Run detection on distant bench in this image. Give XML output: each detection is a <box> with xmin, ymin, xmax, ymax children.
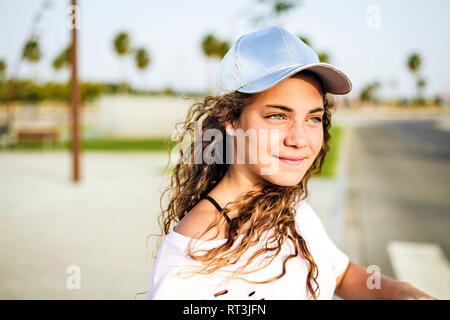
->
<box><xmin>16</xmin><ymin>127</ymin><xmax>59</xmax><ymax>148</ymax></box>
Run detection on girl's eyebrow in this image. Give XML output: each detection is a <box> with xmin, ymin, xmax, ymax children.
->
<box><xmin>264</xmin><ymin>104</ymin><xmax>324</xmax><ymax>114</ymax></box>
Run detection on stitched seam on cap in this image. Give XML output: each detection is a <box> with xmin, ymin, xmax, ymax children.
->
<box><xmin>235</xmin><ymin>35</ymin><xmax>245</xmax><ymax>89</ymax></box>
<box><xmin>277</xmin><ymin>27</ymin><xmax>294</xmax><ymax>63</ymax></box>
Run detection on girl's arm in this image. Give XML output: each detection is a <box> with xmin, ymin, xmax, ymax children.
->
<box><xmin>334</xmin><ymin>261</ymin><xmax>437</xmax><ymax>300</ymax></box>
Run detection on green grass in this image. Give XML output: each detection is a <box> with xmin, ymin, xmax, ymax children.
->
<box><xmin>71</xmin><ymin>138</ymin><xmax>177</xmax><ymax>151</ymax></box>
<box><xmin>320</xmin><ymin>126</ymin><xmax>343</xmax><ymax>177</ymax></box>
<box><xmin>6</xmin><ymin>137</ymin><xmax>177</xmax><ymax>152</ymax></box>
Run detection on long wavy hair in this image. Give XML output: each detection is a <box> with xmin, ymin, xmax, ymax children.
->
<box><xmin>152</xmin><ymin>71</ymin><xmax>336</xmax><ymax>300</ymax></box>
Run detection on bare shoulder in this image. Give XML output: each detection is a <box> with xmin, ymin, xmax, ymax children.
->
<box><xmin>173</xmin><ymin>200</ymin><xmax>228</xmax><ymax>241</ymax></box>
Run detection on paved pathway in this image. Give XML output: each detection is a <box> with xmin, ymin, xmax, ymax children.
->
<box><xmin>341</xmin><ymin>120</ymin><xmax>450</xmax><ymax>299</ymax></box>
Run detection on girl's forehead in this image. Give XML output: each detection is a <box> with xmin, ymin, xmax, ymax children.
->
<box><xmin>255</xmin><ymin>75</ymin><xmax>323</xmax><ymax>99</ymax></box>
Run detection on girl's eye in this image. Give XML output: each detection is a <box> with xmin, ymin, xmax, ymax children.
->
<box><xmin>265</xmin><ymin>114</ymin><xmax>323</xmax><ymax>123</ymax></box>
<box><xmin>310</xmin><ymin>116</ymin><xmax>323</xmax><ymax>123</ymax></box>
<box><xmin>266</xmin><ymin>114</ymin><xmax>285</xmax><ymax>120</ymax></box>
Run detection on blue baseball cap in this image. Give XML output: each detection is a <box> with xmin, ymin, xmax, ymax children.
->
<box><xmin>215</xmin><ymin>26</ymin><xmax>352</xmax><ymax>96</ymax></box>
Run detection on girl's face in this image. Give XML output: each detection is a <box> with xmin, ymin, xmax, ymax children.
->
<box><xmin>225</xmin><ymin>73</ymin><xmax>325</xmax><ymax>187</ymax></box>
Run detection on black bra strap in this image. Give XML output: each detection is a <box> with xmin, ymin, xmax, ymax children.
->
<box><xmin>202</xmin><ymin>195</ymin><xmax>231</xmax><ymax>224</ymax></box>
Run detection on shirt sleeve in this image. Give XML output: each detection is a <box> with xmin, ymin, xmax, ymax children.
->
<box><xmin>148</xmin><ymin>272</ymin><xmax>208</xmax><ymax>300</ymax></box>
<box><xmin>146</xmin><ymin>239</ymin><xmax>215</xmax><ymax>300</ymax></box>
<box><xmin>295</xmin><ymin>200</ymin><xmax>350</xmax><ymax>279</ymax></box>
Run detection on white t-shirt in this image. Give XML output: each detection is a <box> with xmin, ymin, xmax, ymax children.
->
<box><xmin>146</xmin><ymin>199</ymin><xmax>349</xmax><ymax>300</ymax></box>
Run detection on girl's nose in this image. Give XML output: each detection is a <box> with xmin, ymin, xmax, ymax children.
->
<box><xmin>284</xmin><ymin>122</ymin><xmax>308</xmax><ymax>149</ymax></box>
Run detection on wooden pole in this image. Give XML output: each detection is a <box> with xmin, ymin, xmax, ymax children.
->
<box><xmin>70</xmin><ymin>0</ymin><xmax>80</xmax><ymax>182</ymax></box>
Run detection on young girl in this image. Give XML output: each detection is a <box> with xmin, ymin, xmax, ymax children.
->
<box><xmin>146</xmin><ymin>26</ymin><xmax>435</xmax><ymax>300</ymax></box>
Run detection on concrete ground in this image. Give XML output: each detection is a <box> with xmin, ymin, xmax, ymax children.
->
<box><xmin>0</xmin><ymin>152</ymin><xmax>168</xmax><ymax>299</ymax></box>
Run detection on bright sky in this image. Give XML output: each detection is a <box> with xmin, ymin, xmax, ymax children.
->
<box><xmin>0</xmin><ymin>0</ymin><xmax>449</xmax><ymax>99</ymax></box>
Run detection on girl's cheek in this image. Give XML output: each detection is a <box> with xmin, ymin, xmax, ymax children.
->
<box><xmin>310</xmin><ymin>131</ymin><xmax>323</xmax><ymax>155</ymax></box>
<box><xmin>265</xmin><ymin>129</ymin><xmax>282</xmax><ymax>156</ymax></box>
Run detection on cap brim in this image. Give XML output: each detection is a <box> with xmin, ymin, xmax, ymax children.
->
<box><xmin>237</xmin><ymin>62</ymin><xmax>352</xmax><ymax>95</ymax></box>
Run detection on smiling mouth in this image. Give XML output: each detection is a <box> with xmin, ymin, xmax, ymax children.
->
<box><xmin>274</xmin><ymin>155</ymin><xmax>306</xmax><ymax>166</ymax></box>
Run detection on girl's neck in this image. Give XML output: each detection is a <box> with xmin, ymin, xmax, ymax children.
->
<box><xmin>208</xmin><ymin>165</ymin><xmax>265</xmax><ymax>219</ymax></box>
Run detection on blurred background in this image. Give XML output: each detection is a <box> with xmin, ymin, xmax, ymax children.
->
<box><xmin>0</xmin><ymin>0</ymin><xmax>449</xmax><ymax>299</ymax></box>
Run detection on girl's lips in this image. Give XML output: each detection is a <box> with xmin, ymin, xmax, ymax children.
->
<box><xmin>275</xmin><ymin>156</ymin><xmax>306</xmax><ymax>166</ymax></box>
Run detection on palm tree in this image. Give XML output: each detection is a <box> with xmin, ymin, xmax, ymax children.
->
<box><xmin>52</xmin><ymin>45</ymin><xmax>71</xmax><ymax>71</ymax></box>
<box><xmin>417</xmin><ymin>77</ymin><xmax>427</xmax><ymax>102</ymax></box>
<box><xmin>407</xmin><ymin>53</ymin><xmax>421</xmax><ymax>74</ymax></box>
<box><xmin>298</xmin><ymin>35</ymin><xmax>330</xmax><ymax>63</ymax></box>
<box><xmin>113</xmin><ymin>32</ymin><xmax>131</xmax><ymax>57</ymax></box>
<box><xmin>360</xmin><ymin>81</ymin><xmax>381</xmax><ymax>105</ymax></box>
<box><xmin>217</xmin><ymin>42</ymin><xmax>230</xmax><ymax>60</ymax></box>
<box><xmin>273</xmin><ymin>0</ymin><xmax>300</xmax><ymax>15</ymax></box>
<box><xmin>317</xmin><ymin>52</ymin><xmax>330</xmax><ymax>63</ymax></box>
<box><xmin>201</xmin><ymin>34</ymin><xmax>229</xmax><ymax>59</ymax></box>
<box><xmin>299</xmin><ymin>36</ymin><xmax>311</xmax><ymax>46</ymax></box>
<box><xmin>133</xmin><ymin>47</ymin><xmax>151</xmax><ymax>92</ymax></box>
<box><xmin>407</xmin><ymin>53</ymin><xmax>426</xmax><ymax>103</ymax></box>
<box><xmin>134</xmin><ymin>48</ymin><xmax>150</xmax><ymax>70</ymax></box>
<box><xmin>201</xmin><ymin>34</ymin><xmax>230</xmax><ymax>93</ymax></box>
<box><xmin>22</xmin><ymin>38</ymin><xmax>41</xmax><ymax>62</ymax></box>
<box><xmin>22</xmin><ymin>37</ymin><xmax>42</xmax><ymax>80</ymax></box>
<box><xmin>113</xmin><ymin>32</ymin><xmax>131</xmax><ymax>93</ymax></box>
<box><xmin>250</xmin><ymin>0</ymin><xmax>302</xmax><ymax>26</ymax></box>
<box><xmin>0</xmin><ymin>59</ymin><xmax>6</xmax><ymax>81</ymax></box>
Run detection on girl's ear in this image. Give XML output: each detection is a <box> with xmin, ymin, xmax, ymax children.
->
<box><xmin>224</xmin><ymin>120</ymin><xmax>236</xmax><ymax>136</ymax></box>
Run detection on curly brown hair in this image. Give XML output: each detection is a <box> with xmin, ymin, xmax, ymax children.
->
<box><xmin>151</xmin><ymin>70</ymin><xmax>337</xmax><ymax>300</ymax></box>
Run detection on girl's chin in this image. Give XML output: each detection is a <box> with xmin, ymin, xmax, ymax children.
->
<box><xmin>247</xmin><ymin>163</ymin><xmax>305</xmax><ymax>186</ymax></box>
<box><xmin>270</xmin><ymin>178</ymin><xmax>303</xmax><ymax>187</ymax></box>
<box><xmin>259</xmin><ymin>172</ymin><xmax>304</xmax><ymax>187</ymax></box>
